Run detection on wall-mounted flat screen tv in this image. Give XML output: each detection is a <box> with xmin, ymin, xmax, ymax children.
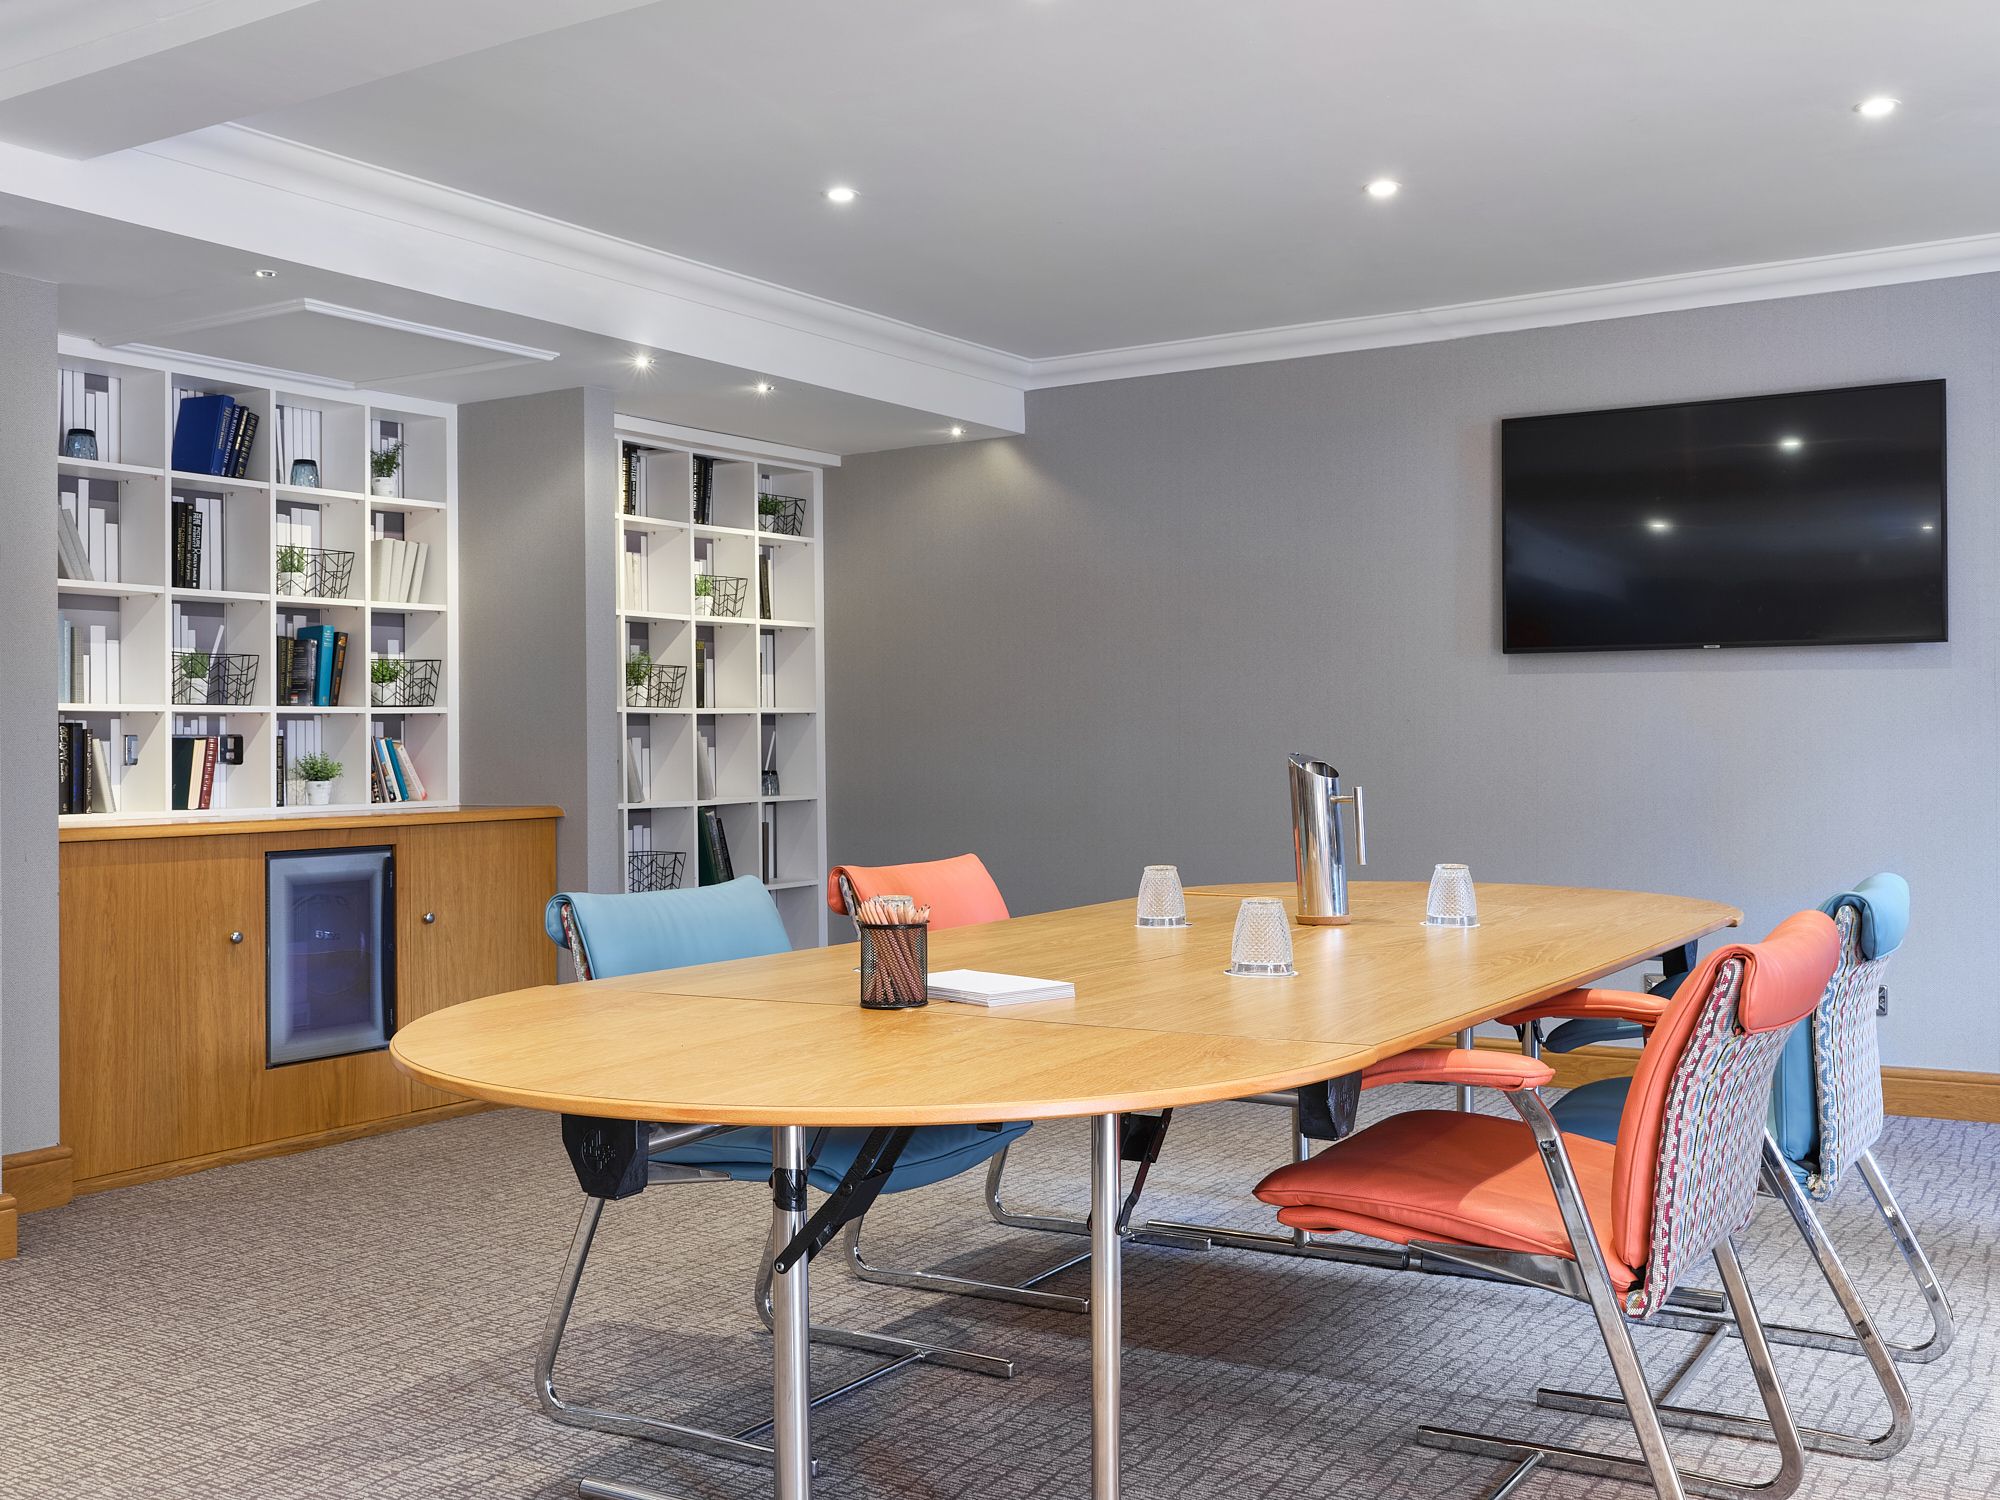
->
<box><xmin>1501</xmin><ymin>380</ymin><xmax>1946</xmax><ymax>653</ymax></box>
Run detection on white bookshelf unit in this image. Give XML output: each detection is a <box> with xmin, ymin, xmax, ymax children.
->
<box><xmin>614</xmin><ymin>417</ymin><xmax>828</xmax><ymax>948</ymax></box>
<box><xmin>53</xmin><ymin>340</ymin><xmax>458</xmax><ymax>824</ymax></box>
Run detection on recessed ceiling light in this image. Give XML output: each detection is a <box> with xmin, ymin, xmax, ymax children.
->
<box><xmin>1647</xmin><ymin>518</ymin><xmax>1673</xmax><ymax>532</ymax></box>
<box><xmin>754</xmin><ymin>381</ymin><xmax>776</xmax><ymax>395</ymax></box>
<box><xmin>253</xmin><ymin>268</ymin><xmax>278</xmax><ymax>278</ymax></box>
<box><xmin>1921</xmin><ymin>522</ymin><xmax>1935</xmax><ymax>532</ymax></box>
<box><xmin>824</xmin><ymin>185</ymin><xmax>858</xmax><ymax>205</ymax></box>
<box><xmin>949</xmin><ymin>425</ymin><xmax>965</xmax><ymax>438</ymax></box>
<box><xmin>1365</xmin><ymin>178</ymin><xmax>1400</xmax><ymax>200</ymax></box>
<box><xmin>1854</xmin><ymin>96</ymin><xmax>1899</xmax><ymax>118</ymax></box>
<box><xmin>631</xmin><ymin>353</ymin><xmax>654</xmax><ymax>370</ymax></box>
<box><xmin>1778</xmin><ymin>434</ymin><xmax>1804</xmax><ymax>451</ymax></box>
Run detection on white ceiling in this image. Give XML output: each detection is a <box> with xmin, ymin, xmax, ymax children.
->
<box><xmin>0</xmin><ymin>195</ymin><xmax>987</xmax><ymax>454</ymax></box>
<box><xmin>232</xmin><ymin>0</ymin><xmax>2000</xmax><ymax>358</ymax></box>
<box><xmin>1</xmin><ymin>1</ymin><xmax>1997</xmax><ymax>451</ymax></box>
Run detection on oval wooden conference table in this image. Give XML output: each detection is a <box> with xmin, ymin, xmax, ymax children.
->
<box><xmin>392</xmin><ymin>880</ymin><xmax>1739</xmax><ymax>1500</ymax></box>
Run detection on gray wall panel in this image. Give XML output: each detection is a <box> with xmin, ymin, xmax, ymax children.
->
<box><xmin>828</xmin><ymin>275</ymin><xmax>1999</xmax><ymax>1072</ymax></box>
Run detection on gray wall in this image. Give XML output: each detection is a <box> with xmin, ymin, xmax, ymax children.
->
<box><xmin>0</xmin><ymin>271</ymin><xmax>61</xmax><ymax>1159</ymax></box>
<box><xmin>458</xmin><ymin>387</ymin><xmax>621</xmax><ymax>893</ymax></box>
<box><xmin>827</xmin><ymin>275</ymin><xmax>1999</xmax><ymax>1074</ymax></box>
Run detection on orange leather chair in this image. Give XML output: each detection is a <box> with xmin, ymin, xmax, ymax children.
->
<box><xmin>826</xmin><ymin>852</ymin><xmax>1011</xmax><ymax>930</ymax></box>
<box><xmin>1254</xmin><ymin>912</ymin><xmax>1840</xmax><ymax>1500</ymax></box>
<box><xmin>826</xmin><ymin>853</ymin><xmax>1089</xmax><ymax>1312</ymax></box>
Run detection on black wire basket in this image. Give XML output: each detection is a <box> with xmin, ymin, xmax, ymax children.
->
<box><xmin>757</xmin><ymin>496</ymin><xmax>807</xmax><ymax>536</ymax></box>
<box><xmin>172</xmin><ymin>651</ymin><xmax>259</xmax><ymax>706</ymax></box>
<box><xmin>274</xmin><ymin>546</ymin><xmax>356</xmax><ymax>599</ymax></box>
<box><xmin>626</xmin><ymin>663</ymin><xmax>687</xmax><ymax>709</ymax></box>
<box><xmin>628</xmin><ymin>850</ymin><xmax>687</xmax><ymax>893</ymax></box>
<box><xmin>370</xmin><ymin>657</ymin><xmax>442</xmax><ymax>708</ymax></box>
<box><xmin>698</xmin><ymin>575</ymin><xmax>749</xmax><ymax>618</ymax></box>
<box><xmin>859</xmin><ymin>920</ymin><xmax>929</xmax><ymax>1010</ymax></box>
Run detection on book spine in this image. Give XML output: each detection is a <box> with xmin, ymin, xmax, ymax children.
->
<box><xmin>58</xmin><ymin>721</ymin><xmax>72</xmax><ymax>814</ymax></box>
<box><xmin>312</xmin><ymin>625</ymin><xmax>336</xmax><ymax>705</ymax></box>
<box><xmin>209</xmin><ymin>399</ymin><xmax>235</xmax><ymax>476</ymax></box>
<box><xmin>198</xmin><ymin>736</ymin><xmax>217</xmax><ymax>810</ymax></box>
<box><xmin>329</xmin><ymin>630</ymin><xmax>348</xmax><ymax>705</ymax></box>
<box><xmin>275</xmin><ymin>724</ymin><xmax>286</xmax><ymax>807</ymax></box>
<box><xmin>229</xmin><ymin>409</ymin><xmax>259</xmax><ymax>480</ymax></box>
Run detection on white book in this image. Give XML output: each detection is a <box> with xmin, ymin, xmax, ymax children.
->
<box><xmin>103</xmin><ymin>520</ymin><xmax>119</xmax><ymax>584</ymax></box>
<box><xmin>105</xmin><ymin>373</ymin><xmax>120</xmax><ymax>464</ymax></box>
<box><xmin>926</xmin><ymin>970</ymin><xmax>1077</xmax><ymax>1007</ymax></box>
<box><xmin>87</xmin><ymin>506</ymin><xmax>106</xmax><ymax>581</ymax></box>
<box><xmin>86</xmin><ymin>624</ymin><xmax>105</xmax><ymax>702</ymax></box>
<box><xmin>88</xmin><ymin>736</ymin><xmax>117</xmax><ymax>813</ymax></box>
<box><xmin>105</xmin><ymin>636</ymin><xmax>121</xmax><ymax>705</ymax></box>
<box><xmin>378</xmin><ymin>538</ymin><xmax>401</xmax><ymax>601</ymax></box>
<box><xmin>408</xmin><ymin>541</ymin><xmax>429</xmax><ymax>604</ymax></box>
<box><xmin>627</xmin><ymin>736</ymin><xmax>645</xmax><ymax>802</ymax></box>
<box><xmin>697</xmin><ymin>732</ymin><xmax>716</xmax><ymax>800</ymax></box>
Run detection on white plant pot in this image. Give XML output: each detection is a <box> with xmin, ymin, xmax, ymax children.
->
<box><xmin>759</xmin><ymin>514</ymin><xmax>775</xmax><ymax>531</ymax></box>
<box><xmin>305</xmin><ymin>781</ymin><xmax>334</xmax><ymax>806</ymax></box>
<box><xmin>277</xmin><ymin>570</ymin><xmax>303</xmax><ymax>595</ymax></box>
<box><xmin>372</xmin><ymin>476</ymin><xmax>398</xmax><ymax>496</ymax></box>
<box><xmin>693</xmin><ymin>595</ymin><xmax>713</xmax><ymax>617</ymax></box>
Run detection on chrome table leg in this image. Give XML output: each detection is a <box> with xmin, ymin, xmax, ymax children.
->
<box><xmin>1091</xmin><ymin>1112</ymin><xmax>1122</xmax><ymax>1500</ymax></box>
<box><xmin>769</xmin><ymin>1124</ymin><xmax>813</xmax><ymax>1500</ymax></box>
<box><xmin>1455</xmin><ymin>1028</ymin><xmax>1477</xmax><ymax>1112</ymax></box>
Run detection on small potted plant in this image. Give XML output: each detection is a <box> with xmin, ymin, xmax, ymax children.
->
<box><xmin>276</xmin><ymin>542</ymin><xmax>306</xmax><ymax>595</ymax></box>
<box><xmin>693</xmin><ymin>574</ymin><xmax>714</xmax><ymax>617</ymax></box>
<box><xmin>295</xmin><ymin>751</ymin><xmax>341</xmax><ymax>806</ymax></box>
<box><xmin>370</xmin><ymin>441</ymin><xmax>404</xmax><ymax>497</ymax></box>
<box><xmin>176</xmin><ymin>650</ymin><xmax>211</xmax><ymax>703</ymax></box>
<box><xmin>370</xmin><ymin>656</ymin><xmax>404</xmax><ymax>707</ymax></box>
<box><xmin>625</xmin><ymin>648</ymin><xmax>652</xmax><ymax>704</ymax></box>
<box><xmin>758</xmin><ymin>496</ymin><xmax>785</xmax><ymax>532</ymax></box>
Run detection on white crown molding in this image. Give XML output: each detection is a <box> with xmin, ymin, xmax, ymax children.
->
<box><xmin>156</xmin><ymin>127</ymin><xmax>1032</xmax><ymax>391</ymax></box>
<box><xmin>12</xmin><ymin>120</ymin><xmax>2000</xmax><ymax>421</ymax></box>
<box><xmin>0</xmin><ymin>127</ymin><xmax>1028</xmax><ymax>433</ymax></box>
<box><xmin>1025</xmin><ymin>231</ymin><xmax>2000</xmax><ymax>389</ymax></box>
<box><xmin>100</xmin><ymin>297</ymin><xmax>561</xmax><ymax>365</ymax></box>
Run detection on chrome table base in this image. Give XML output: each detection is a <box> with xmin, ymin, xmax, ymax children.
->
<box><xmin>577</xmin><ymin>1115</ymin><xmax>1129</xmax><ymax>1500</ymax></box>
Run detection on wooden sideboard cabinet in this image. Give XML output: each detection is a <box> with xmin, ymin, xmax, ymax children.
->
<box><xmin>58</xmin><ymin>807</ymin><xmax>559</xmax><ymax>1191</ymax></box>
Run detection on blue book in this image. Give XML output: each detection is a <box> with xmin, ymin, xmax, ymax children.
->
<box><xmin>307</xmin><ymin>624</ymin><xmax>338</xmax><ymax>705</ymax></box>
<box><xmin>171</xmin><ymin>393</ymin><xmax>236</xmax><ymax>475</ymax></box>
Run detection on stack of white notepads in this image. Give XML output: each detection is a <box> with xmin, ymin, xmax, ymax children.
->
<box><xmin>927</xmin><ymin>970</ymin><xmax>1076</xmax><ymax>1006</ymax></box>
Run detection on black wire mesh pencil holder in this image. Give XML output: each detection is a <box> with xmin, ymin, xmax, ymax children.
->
<box><xmin>274</xmin><ymin>547</ymin><xmax>356</xmax><ymax>599</ymax></box>
<box><xmin>757</xmin><ymin>496</ymin><xmax>807</xmax><ymax>536</ymax></box>
<box><xmin>370</xmin><ymin>658</ymin><xmax>442</xmax><ymax>708</ymax></box>
<box><xmin>627</xmin><ymin>663</ymin><xmax>688</xmax><ymax>709</ymax></box>
<box><xmin>172</xmin><ymin>651</ymin><xmax>259</xmax><ymax>706</ymax></box>
<box><xmin>859</xmin><ymin>920</ymin><xmax>929</xmax><ymax>1010</ymax></box>
<box><xmin>628</xmin><ymin>850</ymin><xmax>687</xmax><ymax>893</ymax></box>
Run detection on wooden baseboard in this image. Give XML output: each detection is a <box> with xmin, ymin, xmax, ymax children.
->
<box><xmin>0</xmin><ymin>1195</ymin><xmax>16</xmax><ymax>1260</ymax></box>
<box><xmin>1474</xmin><ymin>1038</ymin><xmax>2000</xmax><ymax>1123</ymax></box>
<box><xmin>1</xmin><ymin>1144</ymin><xmax>74</xmax><ymax>1214</ymax></box>
<box><xmin>72</xmin><ymin>1100</ymin><xmax>497</xmax><ymax>1198</ymax></box>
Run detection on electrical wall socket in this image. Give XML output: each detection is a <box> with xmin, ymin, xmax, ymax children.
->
<box><xmin>1877</xmin><ymin>986</ymin><xmax>1890</xmax><ymax>1017</ymax></box>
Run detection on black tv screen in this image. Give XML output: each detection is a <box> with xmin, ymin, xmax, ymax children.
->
<box><xmin>1501</xmin><ymin>380</ymin><xmax>1946</xmax><ymax>653</ymax></box>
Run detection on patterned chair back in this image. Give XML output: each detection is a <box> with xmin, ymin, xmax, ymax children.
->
<box><xmin>1608</xmin><ymin>911</ymin><xmax>1840</xmax><ymax>1317</ymax></box>
<box><xmin>1802</xmin><ymin>902</ymin><xmax>1890</xmax><ymax>1197</ymax></box>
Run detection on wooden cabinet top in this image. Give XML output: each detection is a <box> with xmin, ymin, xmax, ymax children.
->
<box><xmin>58</xmin><ymin>804</ymin><xmax>563</xmax><ymax>843</ymax></box>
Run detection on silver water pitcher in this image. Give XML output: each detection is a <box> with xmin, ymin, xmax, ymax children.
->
<box><xmin>1289</xmin><ymin>754</ymin><xmax>1366</xmax><ymax>925</ymax></box>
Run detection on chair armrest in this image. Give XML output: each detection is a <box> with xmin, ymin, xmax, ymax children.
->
<box><xmin>1360</xmin><ymin>1049</ymin><xmax>1554</xmax><ymax>1093</ymax></box>
<box><xmin>1497</xmin><ymin>988</ymin><xmax>1668</xmax><ymax>1029</ymax></box>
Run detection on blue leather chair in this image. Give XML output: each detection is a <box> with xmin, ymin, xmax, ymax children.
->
<box><xmin>535</xmin><ymin>877</ymin><xmax>1022</xmax><ymax>1471</ymax></box>
<box><xmin>1519</xmin><ymin>873</ymin><xmax>1949</xmax><ymax>1460</ymax></box>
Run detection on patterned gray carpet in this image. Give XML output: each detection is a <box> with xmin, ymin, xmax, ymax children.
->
<box><xmin>2</xmin><ymin>1091</ymin><xmax>1993</xmax><ymax>1499</ymax></box>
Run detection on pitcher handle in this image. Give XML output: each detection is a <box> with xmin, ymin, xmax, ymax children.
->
<box><xmin>1351</xmin><ymin>784</ymin><xmax>1367</xmax><ymax>866</ymax></box>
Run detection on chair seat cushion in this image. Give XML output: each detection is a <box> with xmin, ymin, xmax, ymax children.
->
<box><xmin>658</xmin><ymin>1120</ymin><xmax>1031</xmax><ymax>1195</ymax></box>
<box><xmin>1254</xmin><ymin>1109</ymin><xmax>1640</xmax><ymax>1291</ymax></box>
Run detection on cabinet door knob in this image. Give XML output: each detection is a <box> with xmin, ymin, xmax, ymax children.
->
<box><xmin>422</xmin><ymin>912</ymin><xmax>436</xmax><ymax>925</ymax></box>
<box><xmin>229</xmin><ymin>931</ymin><xmax>244</xmax><ymax>944</ymax></box>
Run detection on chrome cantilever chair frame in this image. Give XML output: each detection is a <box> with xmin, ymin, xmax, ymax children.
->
<box><xmin>1533</xmin><ymin>1131</ymin><xmax>1911</xmax><ymax>1461</ymax></box>
<box><xmin>539</xmin><ymin>905</ymin><xmax>1014</xmax><ymax>1475</ymax></box>
<box><xmin>1417</xmin><ymin>1090</ymin><xmax>1807</xmax><ymax>1500</ymax></box>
